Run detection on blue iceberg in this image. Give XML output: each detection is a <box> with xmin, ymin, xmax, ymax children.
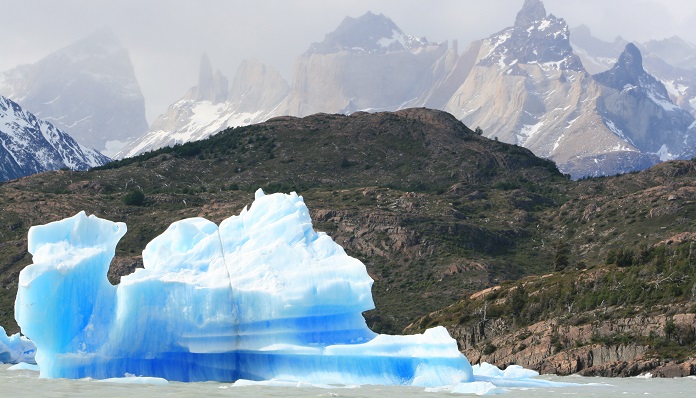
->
<box><xmin>14</xmin><ymin>189</ymin><xmax>473</xmax><ymax>385</ymax></box>
<box><xmin>0</xmin><ymin>325</ymin><xmax>36</xmax><ymax>364</ymax></box>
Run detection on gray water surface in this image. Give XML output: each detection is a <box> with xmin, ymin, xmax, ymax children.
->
<box><xmin>3</xmin><ymin>365</ymin><xmax>695</xmax><ymax>397</ymax></box>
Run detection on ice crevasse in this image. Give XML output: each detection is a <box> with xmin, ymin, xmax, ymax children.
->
<box><xmin>14</xmin><ymin>189</ymin><xmax>474</xmax><ymax>385</ymax></box>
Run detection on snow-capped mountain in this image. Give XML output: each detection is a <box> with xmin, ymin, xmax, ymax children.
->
<box><xmin>0</xmin><ymin>95</ymin><xmax>110</xmax><ymax>181</ymax></box>
<box><xmin>122</xmin><ymin>12</ymin><xmax>455</xmax><ymax>158</ymax></box>
<box><xmin>442</xmin><ymin>0</ymin><xmax>629</xmax><ymax>177</ymax></box>
<box><xmin>0</xmin><ymin>29</ymin><xmax>148</xmax><ymax>157</ymax></box>
<box><xmin>570</xmin><ymin>27</ymin><xmax>696</xmax><ymax>119</ymax></box>
<box><xmin>275</xmin><ymin>11</ymin><xmax>454</xmax><ymax>117</ymax></box>
<box><xmin>594</xmin><ymin>43</ymin><xmax>695</xmax><ymax>161</ymax></box>
<box><xmin>117</xmin><ymin>55</ymin><xmax>288</xmax><ymax>158</ymax></box>
<box><xmin>440</xmin><ymin>0</ymin><xmax>695</xmax><ymax>177</ymax></box>
<box><xmin>120</xmin><ymin>1</ymin><xmax>694</xmax><ymax>178</ymax></box>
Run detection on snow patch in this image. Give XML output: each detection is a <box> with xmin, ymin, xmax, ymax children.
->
<box><xmin>517</xmin><ymin>121</ymin><xmax>544</xmax><ymax>145</ymax></box>
<box><xmin>663</xmin><ymin>80</ymin><xmax>689</xmax><ymax>98</ymax></box>
<box><xmin>646</xmin><ymin>90</ymin><xmax>680</xmax><ymax>112</ymax></box>
<box><xmin>552</xmin><ymin>134</ymin><xmax>564</xmax><ymax>151</ymax></box>
<box><xmin>655</xmin><ymin>144</ymin><xmax>674</xmax><ymax>161</ymax></box>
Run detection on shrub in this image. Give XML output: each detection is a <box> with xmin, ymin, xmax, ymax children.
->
<box><xmin>123</xmin><ymin>190</ymin><xmax>145</xmax><ymax>206</ymax></box>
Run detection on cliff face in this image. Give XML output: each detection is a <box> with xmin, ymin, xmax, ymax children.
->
<box><xmin>449</xmin><ymin>313</ymin><xmax>696</xmax><ymax>377</ymax></box>
<box><xmin>275</xmin><ymin>12</ymin><xmax>454</xmax><ymax>117</ymax></box>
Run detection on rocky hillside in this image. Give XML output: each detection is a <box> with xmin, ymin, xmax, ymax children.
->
<box><xmin>1</xmin><ymin>108</ymin><xmax>695</xmax><ymax>378</ymax></box>
<box><xmin>0</xmin><ymin>108</ymin><xmax>569</xmax><ymax>334</ymax></box>
<box><xmin>407</xmin><ymin>160</ymin><xmax>696</xmax><ymax>376</ymax></box>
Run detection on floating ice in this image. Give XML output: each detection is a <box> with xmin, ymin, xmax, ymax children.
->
<box><xmin>0</xmin><ymin>325</ymin><xmax>36</xmax><ymax>364</ymax></box>
<box><xmin>13</xmin><ymin>189</ymin><xmax>573</xmax><ymax>392</ymax></box>
<box><xmin>14</xmin><ymin>189</ymin><xmax>473</xmax><ymax>385</ymax></box>
<box><xmin>7</xmin><ymin>362</ymin><xmax>40</xmax><ymax>371</ymax></box>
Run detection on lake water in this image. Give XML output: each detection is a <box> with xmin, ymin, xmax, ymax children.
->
<box><xmin>3</xmin><ymin>364</ymin><xmax>695</xmax><ymax>397</ymax></box>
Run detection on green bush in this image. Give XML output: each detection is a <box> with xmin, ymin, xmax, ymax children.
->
<box><xmin>123</xmin><ymin>190</ymin><xmax>145</xmax><ymax>206</ymax></box>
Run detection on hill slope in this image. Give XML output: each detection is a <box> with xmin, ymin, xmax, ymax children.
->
<box><xmin>0</xmin><ymin>108</ymin><xmax>694</xmax><ymax>377</ymax></box>
<box><xmin>0</xmin><ymin>108</ymin><xmax>569</xmax><ymax>333</ymax></box>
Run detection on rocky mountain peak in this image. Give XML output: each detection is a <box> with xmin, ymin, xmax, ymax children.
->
<box><xmin>0</xmin><ymin>29</ymin><xmax>148</xmax><ymax>156</ymax></box>
<box><xmin>189</xmin><ymin>54</ymin><xmax>229</xmax><ymax>103</ymax></box>
<box><xmin>0</xmin><ymin>95</ymin><xmax>110</xmax><ymax>181</ymax></box>
<box><xmin>515</xmin><ymin>0</ymin><xmax>547</xmax><ymax>27</ymax></box>
<box><xmin>479</xmin><ymin>0</ymin><xmax>581</xmax><ymax>71</ymax></box>
<box><xmin>617</xmin><ymin>43</ymin><xmax>644</xmax><ymax>76</ymax></box>
<box><xmin>594</xmin><ymin>43</ymin><xmax>650</xmax><ymax>89</ymax></box>
<box><xmin>306</xmin><ymin>11</ymin><xmax>428</xmax><ymax>55</ymax></box>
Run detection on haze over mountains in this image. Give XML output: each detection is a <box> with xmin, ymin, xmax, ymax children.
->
<box><xmin>0</xmin><ymin>95</ymin><xmax>110</xmax><ymax>180</ymax></box>
<box><xmin>0</xmin><ymin>29</ymin><xmax>148</xmax><ymax>158</ymax></box>
<box><xmin>1</xmin><ymin>0</ymin><xmax>695</xmax><ymax>178</ymax></box>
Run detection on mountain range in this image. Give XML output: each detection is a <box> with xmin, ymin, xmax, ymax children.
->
<box><xmin>0</xmin><ymin>95</ymin><xmax>110</xmax><ymax>181</ymax></box>
<box><xmin>1</xmin><ymin>0</ymin><xmax>695</xmax><ymax>179</ymax></box>
<box><xmin>118</xmin><ymin>0</ymin><xmax>696</xmax><ymax>178</ymax></box>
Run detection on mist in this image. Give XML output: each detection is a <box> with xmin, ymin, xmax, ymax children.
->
<box><xmin>1</xmin><ymin>0</ymin><xmax>694</xmax><ymax>123</ymax></box>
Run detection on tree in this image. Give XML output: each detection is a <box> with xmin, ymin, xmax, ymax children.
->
<box><xmin>475</xmin><ymin>126</ymin><xmax>484</xmax><ymax>136</ymax></box>
<box><xmin>554</xmin><ymin>239</ymin><xmax>569</xmax><ymax>271</ymax></box>
<box><xmin>123</xmin><ymin>190</ymin><xmax>145</xmax><ymax>206</ymax></box>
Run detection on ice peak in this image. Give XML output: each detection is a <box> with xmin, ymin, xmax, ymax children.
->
<box><xmin>515</xmin><ymin>0</ymin><xmax>547</xmax><ymax>27</ymax></box>
<box><xmin>254</xmin><ymin>188</ymin><xmax>265</xmax><ymax>199</ymax></box>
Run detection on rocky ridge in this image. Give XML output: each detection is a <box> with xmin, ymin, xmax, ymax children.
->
<box><xmin>0</xmin><ymin>95</ymin><xmax>110</xmax><ymax>181</ymax></box>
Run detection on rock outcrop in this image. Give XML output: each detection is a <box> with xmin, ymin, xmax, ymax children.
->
<box><xmin>448</xmin><ymin>309</ymin><xmax>696</xmax><ymax>377</ymax></box>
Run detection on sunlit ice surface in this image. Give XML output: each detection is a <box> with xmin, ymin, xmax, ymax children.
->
<box><xmin>13</xmin><ymin>189</ymin><xmax>574</xmax><ymax>392</ymax></box>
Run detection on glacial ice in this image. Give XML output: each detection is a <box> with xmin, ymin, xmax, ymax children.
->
<box><xmin>0</xmin><ymin>326</ymin><xmax>36</xmax><ymax>364</ymax></box>
<box><xmin>14</xmin><ymin>189</ymin><xmax>470</xmax><ymax>385</ymax></box>
<box><xmin>12</xmin><ymin>189</ymin><xmax>567</xmax><ymax>392</ymax></box>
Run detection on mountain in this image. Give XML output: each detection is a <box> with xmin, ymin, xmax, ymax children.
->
<box><xmin>569</xmin><ymin>25</ymin><xmax>629</xmax><ymax>74</ymax></box>
<box><xmin>0</xmin><ymin>108</ymin><xmax>694</xmax><ymax>376</ymax></box>
<box><xmin>274</xmin><ymin>11</ymin><xmax>455</xmax><ymax>117</ymax></box>
<box><xmin>593</xmin><ymin>43</ymin><xmax>695</xmax><ymax>161</ymax></box>
<box><xmin>123</xmin><ymin>12</ymin><xmax>456</xmax><ymax>157</ymax></box>
<box><xmin>0</xmin><ymin>29</ymin><xmax>148</xmax><ymax>157</ymax></box>
<box><xmin>441</xmin><ymin>0</ymin><xmax>695</xmax><ymax>178</ymax></box>
<box><xmin>641</xmin><ymin>36</ymin><xmax>696</xmax><ymax>71</ymax></box>
<box><xmin>123</xmin><ymin>1</ymin><xmax>694</xmax><ymax>178</ymax></box>
<box><xmin>571</xmin><ymin>27</ymin><xmax>696</xmax><ymax>119</ymax></box>
<box><xmin>117</xmin><ymin>55</ymin><xmax>288</xmax><ymax>158</ymax></box>
<box><xmin>0</xmin><ymin>95</ymin><xmax>110</xmax><ymax>181</ymax></box>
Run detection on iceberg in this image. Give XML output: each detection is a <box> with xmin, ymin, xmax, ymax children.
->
<box><xmin>14</xmin><ymin>189</ymin><xmax>473</xmax><ymax>385</ymax></box>
<box><xmin>0</xmin><ymin>325</ymin><xmax>36</xmax><ymax>364</ymax></box>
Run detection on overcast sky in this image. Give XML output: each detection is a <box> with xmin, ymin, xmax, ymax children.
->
<box><xmin>2</xmin><ymin>0</ymin><xmax>695</xmax><ymax>123</ymax></box>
